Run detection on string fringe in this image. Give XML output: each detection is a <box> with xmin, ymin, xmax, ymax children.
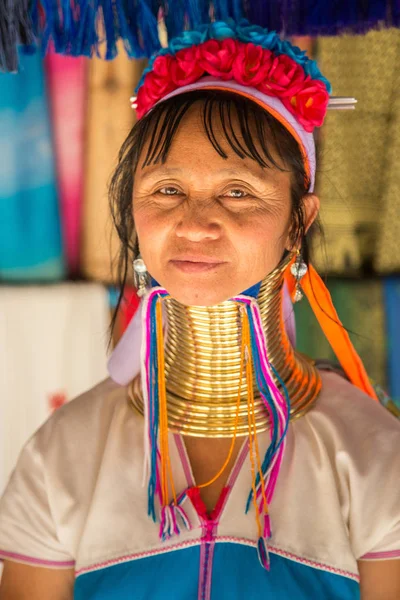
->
<box><xmin>234</xmin><ymin>297</ymin><xmax>290</xmax><ymax>519</ymax></box>
<box><xmin>159</xmin><ymin>502</ymin><xmax>191</xmax><ymax>541</ymax></box>
<box><xmin>257</xmin><ymin>536</ymin><xmax>271</xmax><ymax>570</ymax></box>
<box><xmin>4</xmin><ymin>1</ymin><xmax>399</xmax><ymax>72</ymax></box>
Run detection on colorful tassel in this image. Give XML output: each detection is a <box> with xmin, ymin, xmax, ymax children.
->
<box><xmin>234</xmin><ymin>297</ymin><xmax>290</xmax><ymax>510</ymax></box>
<box><xmin>140</xmin><ymin>286</ymin><xmax>192</xmax><ymax>539</ymax></box>
<box><xmin>236</xmin><ymin>301</ymin><xmax>289</xmax><ymax>570</ymax></box>
<box><xmin>285</xmin><ymin>258</ymin><xmax>378</xmax><ymax>401</ymax></box>
<box><xmin>140</xmin><ymin>287</ymin><xmax>168</xmax><ymax>517</ymax></box>
<box><xmin>141</xmin><ymin>285</ymin><xmax>289</xmax><ymax>558</ymax></box>
<box><xmin>257</xmin><ymin>536</ymin><xmax>271</xmax><ymax>570</ymax></box>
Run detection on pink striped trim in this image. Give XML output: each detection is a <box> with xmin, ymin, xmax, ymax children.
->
<box><xmin>76</xmin><ymin>539</ymin><xmax>201</xmax><ymax>576</ymax></box>
<box><xmin>195</xmin><ymin>439</ymin><xmax>249</xmax><ymax>600</ymax></box>
<box><xmin>0</xmin><ymin>549</ymin><xmax>75</xmax><ymax>569</ymax></box>
<box><xmin>174</xmin><ymin>434</ymin><xmax>195</xmax><ymax>487</ymax></box>
<box><xmin>217</xmin><ymin>537</ymin><xmax>360</xmax><ymax>582</ymax></box>
<box><xmin>360</xmin><ymin>549</ymin><xmax>400</xmax><ymax>561</ymax></box>
<box><xmin>76</xmin><ymin>535</ymin><xmax>359</xmax><ymax>582</ymax></box>
<box><xmin>202</xmin><ymin>540</ymin><xmax>216</xmax><ymax>600</ymax></box>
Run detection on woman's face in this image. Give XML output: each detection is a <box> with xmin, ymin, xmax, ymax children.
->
<box><xmin>133</xmin><ymin>104</ymin><xmax>318</xmax><ymax>306</ymax></box>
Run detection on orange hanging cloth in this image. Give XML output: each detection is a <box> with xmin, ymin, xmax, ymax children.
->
<box><xmin>285</xmin><ymin>259</ymin><xmax>378</xmax><ymax>401</ymax></box>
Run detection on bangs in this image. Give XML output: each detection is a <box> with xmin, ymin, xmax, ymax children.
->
<box><xmin>135</xmin><ymin>90</ymin><xmax>307</xmax><ymax>183</ymax></box>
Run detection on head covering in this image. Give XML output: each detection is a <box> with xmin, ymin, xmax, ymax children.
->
<box><xmin>157</xmin><ymin>77</ymin><xmax>317</xmax><ymax>191</ymax></box>
<box><xmin>130</xmin><ymin>19</ymin><xmax>332</xmax><ymax>193</ymax></box>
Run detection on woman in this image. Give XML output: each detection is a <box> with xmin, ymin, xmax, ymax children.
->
<box><xmin>0</xmin><ymin>20</ymin><xmax>399</xmax><ymax>600</ymax></box>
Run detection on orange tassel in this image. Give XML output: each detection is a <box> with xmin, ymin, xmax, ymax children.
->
<box><xmin>285</xmin><ymin>257</ymin><xmax>378</xmax><ymax>401</ymax></box>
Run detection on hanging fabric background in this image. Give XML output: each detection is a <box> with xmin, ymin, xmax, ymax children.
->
<box><xmin>0</xmin><ymin>48</ymin><xmax>65</xmax><ymax>280</ymax></box>
<box><xmin>0</xmin><ymin>16</ymin><xmax>400</xmax><ymax>507</ymax></box>
<box><xmin>314</xmin><ymin>29</ymin><xmax>400</xmax><ymax>275</ymax></box>
<box><xmin>81</xmin><ymin>44</ymin><xmax>146</xmax><ymax>283</ymax></box>
<box><xmin>44</xmin><ymin>48</ymin><xmax>87</xmax><ymax>276</ymax></box>
<box><xmin>0</xmin><ymin>283</ymin><xmax>110</xmax><ymax>493</ymax></box>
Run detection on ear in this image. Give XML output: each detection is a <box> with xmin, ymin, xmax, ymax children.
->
<box><xmin>285</xmin><ymin>193</ymin><xmax>320</xmax><ymax>251</ymax></box>
<box><xmin>303</xmin><ymin>193</ymin><xmax>320</xmax><ymax>234</ymax></box>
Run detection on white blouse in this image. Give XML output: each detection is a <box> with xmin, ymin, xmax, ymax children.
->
<box><xmin>0</xmin><ymin>370</ymin><xmax>399</xmax><ymax>599</ymax></box>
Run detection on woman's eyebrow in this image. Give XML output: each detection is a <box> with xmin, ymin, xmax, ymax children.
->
<box><xmin>139</xmin><ymin>166</ymin><xmax>272</xmax><ymax>185</ymax></box>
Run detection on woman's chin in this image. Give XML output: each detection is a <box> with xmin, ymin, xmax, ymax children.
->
<box><xmin>160</xmin><ymin>282</ymin><xmax>233</xmax><ymax>307</ymax></box>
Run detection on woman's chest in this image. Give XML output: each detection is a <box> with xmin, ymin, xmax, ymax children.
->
<box><xmin>68</xmin><ymin>425</ymin><xmax>360</xmax><ymax>600</ymax></box>
<box><xmin>181</xmin><ymin>435</ymin><xmax>247</xmax><ymax>513</ymax></box>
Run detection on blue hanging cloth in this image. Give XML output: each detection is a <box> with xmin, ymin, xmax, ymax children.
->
<box><xmin>3</xmin><ymin>1</ymin><xmax>400</xmax><ymax>73</ymax></box>
<box><xmin>0</xmin><ymin>47</ymin><xmax>65</xmax><ymax>281</ymax></box>
<box><xmin>246</xmin><ymin>0</ymin><xmax>400</xmax><ymax>36</ymax></box>
<box><xmin>383</xmin><ymin>278</ymin><xmax>400</xmax><ymax>411</ymax></box>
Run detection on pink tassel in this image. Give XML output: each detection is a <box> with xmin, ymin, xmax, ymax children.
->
<box><xmin>257</xmin><ymin>536</ymin><xmax>271</xmax><ymax>571</ymax></box>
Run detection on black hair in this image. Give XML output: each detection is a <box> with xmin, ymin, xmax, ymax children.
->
<box><xmin>107</xmin><ymin>89</ymin><xmax>321</xmax><ymax>349</ymax></box>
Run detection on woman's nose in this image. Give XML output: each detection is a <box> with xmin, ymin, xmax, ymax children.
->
<box><xmin>175</xmin><ymin>204</ymin><xmax>221</xmax><ymax>242</ymax></box>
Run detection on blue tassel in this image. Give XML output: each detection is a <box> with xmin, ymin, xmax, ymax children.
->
<box><xmin>101</xmin><ymin>0</ymin><xmax>119</xmax><ymax>60</ymax></box>
<box><xmin>213</xmin><ymin>0</ymin><xmax>230</xmax><ymax>21</ymax></box>
<box><xmin>229</xmin><ymin>0</ymin><xmax>244</xmax><ymax>22</ymax></box>
<box><xmin>146</xmin><ymin>290</ymin><xmax>170</xmax><ymax>522</ymax></box>
<box><xmin>196</xmin><ymin>0</ymin><xmax>211</xmax><ymax>24</ymax></box>
<box><xmin>136</xmin><ymin>0</ymin><xmax>162</xmax><ymax>57</ymax></box>
<box><xmin>163</xmin><ymin>0</ymin><xmax>187</xmax><ymax>41</ymax></box>
<box><xmin>184</xmin><ymin>0</ymin><xmax>202</xmax><ymax>27</ymax></box>
<box><xmin>71</xmin><ymin>1</ymin><xmax>98</xmax><ymax>58</ymax></box>
<box><xmin>115</xmin><ymin>0</ymin><xmax>146</xmax><ymax>58</ymax></box>
<box><xmin>4</xmin><ymin>0</ymin><xmax>400</xmax><ymax>73</ymax></box>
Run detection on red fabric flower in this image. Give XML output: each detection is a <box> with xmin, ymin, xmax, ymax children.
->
<box><xmin>136</xmin><ymin>57</ymin><xmax>176</xmax><ymax>118</ymax></box>
<box><xmin>136</xmin><ymin>83</ymin><xmax>156</xmax><ymax>119</ymax></box>
<box><xmin>284</xmin><ymin>79</ymin><xmax>329</xmax><ymax>132</ymax></box>
<box><xmin>196</xmin><ymin>38</ymin><xmax>238</xmax><ymax>80</ymax></box>
<box><xmin>257</xmin><ymin>54</ymin><xmax>305</xmax><ymax>98</ymax></box>
<box><xmin>232</xmin><ymin>42</ymin><xmax>273</xmax><ymax>86</ymax></box>
<box><xmin>146</xmin><ymin>56</ymin><xmax>175</xmax><ymax>99</ymax></box>
<box><xmin>135</xmin><ymin>39</ymin><xmax>329</xmax><ymax>132</ymax></box>
<box><xmin>170</xmin><ymin>47</ymin><xmax>205</xmax><ymax>86</ymax></box>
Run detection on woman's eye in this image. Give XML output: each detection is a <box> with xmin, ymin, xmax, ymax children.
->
<box><xmin>225</xmin><ymin>189</ymin><xmax>249</xmax><ymax>199</ymax></box>
<box><xmin>157</xmin><ymin>186</ymin><xmax>179</xmax><ymax>196</ymax></box>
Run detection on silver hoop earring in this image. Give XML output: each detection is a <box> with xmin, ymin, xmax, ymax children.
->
<box><xmin>133</xmin><ymin>256</ymin><xmax>150</xmax><ymax>297</ymax></box>
<box><xmin>290</xmin><ymin>251</ymin><xmax>308</xmax><ymax>303</ymax></box>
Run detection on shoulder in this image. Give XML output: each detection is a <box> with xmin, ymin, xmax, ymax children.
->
<box><xmin>303</xmin><ymin>369</ymin><xmax>400</xmax><ymax>457</ymax></box>
<box><xmin>31</xmin><ymin>377</ymin><xmax>132</xmax><ymax>456</ymax></box>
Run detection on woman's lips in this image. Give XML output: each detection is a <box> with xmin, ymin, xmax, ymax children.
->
<box><xmin>170</xmin><ymin>260</ymin><xmax>225</xmax><ymax>273</ymax></box>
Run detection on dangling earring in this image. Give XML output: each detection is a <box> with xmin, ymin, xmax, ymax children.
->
<box><xmin>133</xmin><ymin>255</ymin><xmax>150</xmax><ymax>297</ymax></box>
<box><xmin>290</xmin><ymin>250</ymin><xmax>308</xmax><ymax>303</ymax></box>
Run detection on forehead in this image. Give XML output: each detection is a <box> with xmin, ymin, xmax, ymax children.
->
<box><xmin>137</xmin><ymin>102</ymin><xmax>287</xmax><ymax>182</ymax></box>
